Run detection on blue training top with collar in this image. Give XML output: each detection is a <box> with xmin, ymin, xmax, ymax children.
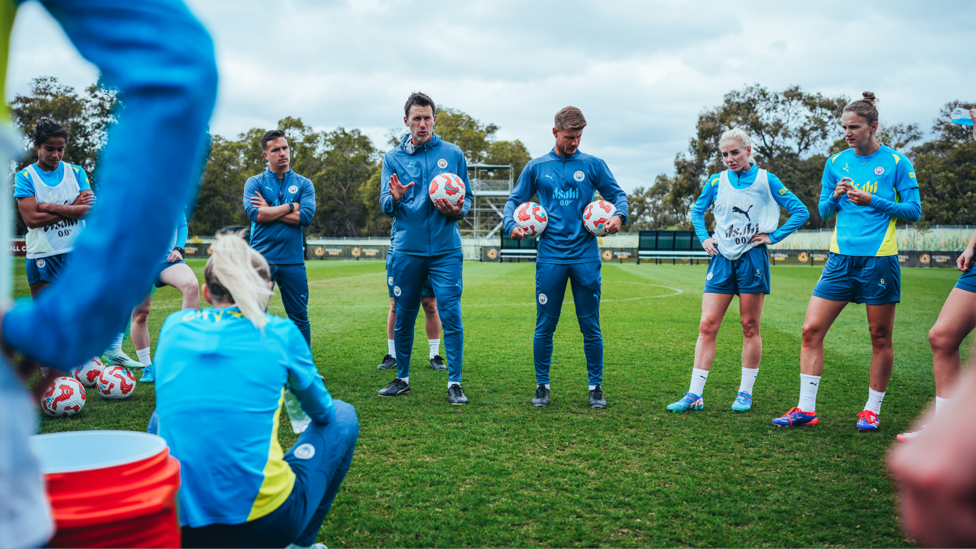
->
<box><xmin>243</xmin><ymin>168</ymin><xmax>316</xmax><ymax>265</ymax></box>
<box><xmin>380</xmin><ymin>133</ymin><xmax>473</xmax><ymax>257</ymax></box>
<box><xmin>503</xmin><ymin>148</ymin><xmax>629</xmax><ymax>264</ymax></box>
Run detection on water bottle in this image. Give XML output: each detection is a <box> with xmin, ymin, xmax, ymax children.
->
<box><xmin>283</xmin><ymin>386</ymin><xmax>310</xmax><ymax>433</ymax></box>
<box><xmin>951</xmin><ymin>107</ymin><xmax>974</xmax><ymax>126</ymax></box>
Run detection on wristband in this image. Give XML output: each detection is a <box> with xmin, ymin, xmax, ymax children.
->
<box><xmin>288</xmin><ymin>203</ymin><xmax>295</xmax><ymax>213</ymax></box>
<box><xmin>174</xmin><ymin>247</ymin><xmax>185</xmax><ymax>257</ymax></box>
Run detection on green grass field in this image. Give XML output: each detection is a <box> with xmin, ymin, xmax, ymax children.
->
<box><xmin>28</xmin><ymin>258</ymin><xmax>965</xmax><ymax>548</ymax></box>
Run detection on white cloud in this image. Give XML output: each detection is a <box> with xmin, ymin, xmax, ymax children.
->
<box><xmin>6</xmin><ymin>0</ymin><xmax>976</xmax><ymax>191</ymax></box>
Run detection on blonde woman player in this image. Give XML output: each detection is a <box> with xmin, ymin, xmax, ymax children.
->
<box><xmin>151</xmin><ymin>234</ymin><xmax>357</xmax><ymax>549</ymax></box>
<box><xmin>667</xmin><ymin>128</ymin><xmax>808</xmax><ymax>413</ymax></box>
<box><xmin>772</xmin><ymin>92</ymin><xmax>921</xmax><ymax>430</ymax></box>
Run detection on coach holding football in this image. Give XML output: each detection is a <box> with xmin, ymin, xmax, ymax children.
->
<box><xmin>379</xmin><ymin>92</ymin><xmax>474</xmax><ymax>405</ymax></box>
<box><xmin>503</xmin><ymin>106</ymin><xmax>629</xmax><ymax>409</ymax></box>
<box><xmin>244</xmin><ymin>130</ymin><xmax>316</xmax><ymax>346</ymax></box>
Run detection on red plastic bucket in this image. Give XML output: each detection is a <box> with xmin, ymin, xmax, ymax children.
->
<box><xmin>29</xmin><ymin>430</ymin><xmax>182</xmax><ymax>548</ymax></box>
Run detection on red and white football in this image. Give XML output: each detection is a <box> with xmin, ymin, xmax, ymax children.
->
<box><xmin>97</xmin><ymin>365</ymin><xmax>137</xmax><ymax>400</ymax></box>
<box><xmin>41</xmin><ymin>376</ymin><xmax>86</xmax><ymax>417</ymax></box>
<box><xmin>428</xmin><ymin>172</ymin><xmax>466</xmax><ymax>205</ymax></box>
<box><xmin>513</xmin><ymin>202</ymin><xmax>549</xmax><ymax>237</ymax></box>
<box><xmin>582</xmin><ymin>199</ymin><xmax>618</xmax><ymax>237</ymax></box>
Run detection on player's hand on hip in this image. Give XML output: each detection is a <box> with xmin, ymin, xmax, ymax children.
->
<box><xmin>510</xmin><ymin>226</ymin><xmax>526</xmax><ymax>241</ymax></box>
<box><xmin>847</xmin><ymin>187</ymin><xmax>871</xmax><ymax>206</ymax></box>
<box><xmin>834</xmin><ymin>177</ymin><xmax>853</xmax><ymax>199</ymax></box>
<box><xmin>167</xmin><ymin>250</ymin><xmax>183</xmax><ymax>263</ymax></box>
<box><xmin>434</xmin><ymin>197</ymin><xmax>463</xmax><ymax>217</ymax></box>
<box><xmin>389</xmin><ymin>173</ymin><xmax>415</xmax><ymax>201</ymax></box>
<box><xmin>750</xmin><ymin>233</ymin><xmax>771</xmax><ymax>246</ymax></box>
<box><xmin>702</xmin><ymin>238</ymin><xmax>718</xmax><ymax>256</ymax></box>
<box><xmin>250</xmin><ymin>192</ymin><xmax>269</xmax><ymax>209</ymax></box>
<box><xmin>957</xmin><ymin>247</ymin><xmax>975</xmax><ymax>271</ymax></box>
<box><xmin>605</xmin><ymin>215</ymin><xmax>622</xmax><ymax>235</ymax></box>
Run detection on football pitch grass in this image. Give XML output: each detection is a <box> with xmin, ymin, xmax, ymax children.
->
<box><xmin>27</xmin><ymin>258</ymin><xmax>966</xmax><ymax>548</ymax></box>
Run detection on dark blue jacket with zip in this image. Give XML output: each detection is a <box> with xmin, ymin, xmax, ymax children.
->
<box><xmin>381</xmin><ymin>133</ymin><xmax>473</xmax><ymax>256</ymax></box>
<box><xmin>503</xmin><ymin>148</ymin><xmax>629</xmax><ymax>264</ymax></box>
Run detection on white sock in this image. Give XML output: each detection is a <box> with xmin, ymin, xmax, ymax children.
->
<box><xmin>688</xmin><ymin>368</ymin><xmax>709</xmax><ymax>396</ymax></box>
<box><xmin>136</xmin><ymin>348</ymin><xmax>152</xmax><ymax>367</ymax></box>
<box><xmin>935</xmin><ymin>396</ymin><xmax>949</xmax><ymax>417</ymax></box>
<box><xmin>398</xmin><ymin>376</ymin><xmax>408</xmax><ymax>384</ymax></box>
<box><xmin>109</xmin><ymin>332</ymin><xmax>124</xmax><ymax>351</ymax></box>
<box><xmin>864</xmin><ymin>388</ymin><xmax>885</xmax><ymax>415</ymax></box>
<box><xmin>387</xmin><ymin>340</ymin><xmax>395</xmax><ymax>358</ymax></box>
<box><xmin>798</xmin><ymin>374</ymin><xmax>821</xmax><ymax>412</ymax></box>
<box><xmin>543</xmin><ymin>383</ymin><xmax>550</xmax><ymax>389</ymax></box>
<box><xmin>448</xmin><ymin>381</ymin><xmax>460</xmax><ymax>388</ymax></box>
<box><xmin>429</xmin><ymin>339</ymin><xmax>440</xmax><ymax>359</ymax></box>
<box><xmin>589</xmin><ymin>384</ymin><xmax>598</xmax><ymax>390</ymax></box>
<box><xmin>738</xmin><ymin>368</ymin><xmax>759</xmax><ymax>395</ymax></box>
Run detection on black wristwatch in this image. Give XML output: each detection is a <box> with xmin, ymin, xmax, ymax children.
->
<box><xmin>288</xmin><ymin>203</ymin><xmax>295</xmax><ymax>213</ymax></box>
<box><xmin>174</xmin><ymin>246</ymin><xmax>185</xmax><ymax>257</ymax></box>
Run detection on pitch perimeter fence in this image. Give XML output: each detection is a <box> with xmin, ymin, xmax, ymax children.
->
<box><xmin>10</xmin><ymin>237</ymin><xmax>967</xmax><ymax>269</ymax></box>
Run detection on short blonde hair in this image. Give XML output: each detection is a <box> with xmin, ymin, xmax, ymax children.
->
<box><xmin>204</xmin><ymin>232</ymin><xmax>273</xmax><ymax>331</ymax></box>
<box><xmin>719</xmin><ymin>128</ymin><xmax>754</xmax><ymax>162</ymax></box>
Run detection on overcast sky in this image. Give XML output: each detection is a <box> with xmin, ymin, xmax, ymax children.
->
<box><xmin>7</xmin><ymin>0</ymin><xmax>976</xmax><ymax>191</ymax></box>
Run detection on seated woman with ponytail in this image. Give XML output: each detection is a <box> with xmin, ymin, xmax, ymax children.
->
<box><xmin>151</xmin><ymin>233</ymin><xmax>358</xmax><ymax>549</ymax></box>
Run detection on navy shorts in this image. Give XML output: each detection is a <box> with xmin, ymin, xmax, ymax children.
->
<box><xmin>153</xmin><ymin>259</ymin><xmax>186</xmax><ymax>288</ymax></box>
<box><xmin>956</xmin><ymin>267</ymin><xmax>976</xmax><ymax>293</ymax></box>
<box><xmin>26</xmin><ymin>253</ymin><xmax>70</xmax><ymax>286</ymax></box>
<box><xmin>704</xmin><ymin>245</ymin><xmax>770</xmax><ymax>295</ymax></box>
<box><xmin>386</xmin><ymin>254</ymin><xmax>433</xmax><ymax>298</ymax></box>
<box><xmin>813</xmin><ymin>252</ymin><xmax>900</xmax><ymax>305</ymax></box>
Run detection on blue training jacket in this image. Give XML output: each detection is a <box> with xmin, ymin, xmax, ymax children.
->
<box><xmin>380</xmin><ymin>133</ymin><xmax>473</xmax><ymax>256</ymax></box>
<box><xmin>3</xmin><ymin>0</ymin><xmax>217</xmax><ymax>369</ymax></box>
<box><xmin>244</xmin><ymin>169</ymin><xmax>315</xmax><ymax>265</ymax></box>
<box><xmin>503</xmin><ymin>149</ymin><xmax>629</xmax><ymax>264</ymax></box>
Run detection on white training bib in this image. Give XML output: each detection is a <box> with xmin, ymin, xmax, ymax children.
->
<box><xmin>24</xmin><ymin>164</ymin><xmax>85</xmax><ymax>259</ymax></box>
<box><xmin>711</xmin><ymin>168</ymin><xmax>780</xmax><ymax>261</ymax></box>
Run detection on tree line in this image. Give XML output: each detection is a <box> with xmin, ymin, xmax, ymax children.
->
<box><xmin>8</xmin><ymin>77</ymin><xmax>974</xmax><ymax>237</ymax></box>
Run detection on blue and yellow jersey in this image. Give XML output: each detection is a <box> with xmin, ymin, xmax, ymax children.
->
<box><xmin>153</xmin><ymin>307</ymin><xmax>334</xmax><ymax>528</ymax></box>
<box><xmin>13</xmin><ymin>162</ymin><xmax>91</xmax><ymax>198</ymax></box>
<box><xmin>819</xmin><ymin>145</ymin><xmax>921</xmax><ymax>256</ymax></box>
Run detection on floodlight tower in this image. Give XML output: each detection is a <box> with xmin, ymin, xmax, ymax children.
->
<box><xmin>461</xmin><ymin>164</ymin><xmax>513</xmax><ymax>238</ymax></box>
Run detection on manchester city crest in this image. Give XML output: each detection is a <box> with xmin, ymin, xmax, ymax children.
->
<box><xmin>437</xmin><ymin>158</ymin><xmax>448</xmax><ymax>169</ymax></box>
<box><xmin>574</xmin><ymin>170</ymin><xmax>585</xmax><ymax>182</ymax></box>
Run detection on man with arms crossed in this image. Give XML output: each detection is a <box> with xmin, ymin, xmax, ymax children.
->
<box><xmin>379</xmin><ymin>92</ymin><xmax>473</xmax><ymax>404</ymax></box>
<box><xmin>503</xmin><ymin>106</ymin><xmax>629</xmax><ymax>408</ymax></box>
<box><xmin>244</xmin><ymin>130</ymin><xmax>316</xmax><ymax>346</ymax></box>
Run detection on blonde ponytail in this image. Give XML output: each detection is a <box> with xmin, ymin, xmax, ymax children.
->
<box><xmin>204</xmin><ymin>232</ymin><xmax>273</xmax><ymax>331</ymax></box>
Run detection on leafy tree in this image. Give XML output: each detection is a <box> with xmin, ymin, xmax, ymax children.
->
<box><xmin>8</xmin><ymin>76</ymin><xmax>119</xmax><ymax>234</ymax></box>
<box><xmin>628</xmin><ymin>84</ymin><xmax>848</xmax><ymax>231</ymax></box>
<box><xmin>911</xmin><ymin>100</ymin><xmax>976</xmax><ymax>226</ymax></box>
<box><xmin>188</xmin><ymin>135</ymin><xmax>250</xmax><ymax>236</ymax></box>
<box><xmin>311</xmin><ymin>127</ymin><xmax>379</xmax><ymax>237</ymax></box>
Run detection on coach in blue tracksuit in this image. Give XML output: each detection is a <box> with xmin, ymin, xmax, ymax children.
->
<box><xmin>503</xmin><ymin>106</ymin><xmax>629</xmax><ymax>409</ymax></box>
<box><xmin>379</xmin><ymin>92</ymin><xmax>474</xmax><ymax>405</ymax></box>
<box><xmin>244</xmin><ymin>130</ymin><xmax>316</xmax><ymax>346</ymax></box>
